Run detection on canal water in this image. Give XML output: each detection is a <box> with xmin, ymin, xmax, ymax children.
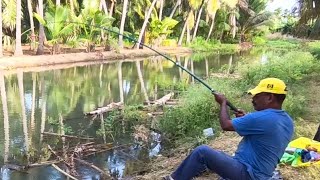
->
<box><xmin>0</xmin><ymin>53</ymin><xmax>252</xmax><ymax>179</ymax></box>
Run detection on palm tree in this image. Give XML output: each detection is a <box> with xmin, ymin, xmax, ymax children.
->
<box><xmin>0</xmin><ymin>0</ymin><xmax>3</xmax><ymax>57</ymax></box>
<box><xmin>109</xmin><ymin>0</ymin><xmax>116</xmax><ymax>17</ymax></box>
<box><xmin>136</xmin><ymin>0</ymin><xmax>158</xmax><ymax>49</ymax></box>
<box><xmin>27</xmin><ymin>0</ymin><xmax>35</xmax><ymax>50</ymax></box>
<box><xmin>169</xmin><ymin>0</ymin><xmax>181</xmax><ymax>18</ymax></box>
<box><xmin>178</xmin><ymin>0</ymin><xmax>201</xmax><ymax>45</ymax></box>
<box><xmin>192</xmin><ymin>0</ymin><xmax>206</xmax><ymax>41</ymax></box>
<box><xmin>295</xmin><ymin>0</ymin><xmax>320</xmax><ymax>38</ymax></box>
<box><xmin>36</xmin><ymin>0</ymin><xmax>45</xmax><ymax>55</ymax></box>
<box><xmin>14</xmin><ymin>0</ymin><xmax>23</xmax><ymax>56</ymax></box>
<box><xmin>99</xmin><ymin>0</ymin><xmax>108</xmax><ymax>15</ymax></box>
<box><xmin>158</xmin><ymin>0</ymin><xmax>164</xmax><ymax>21</ymax></box>
<box><xmin>206</xmin><ymin>0</ymin><xmax>220</xmax><ymax>41</ymax></box>
<box><xmin>119</xmin><ymin>0</ymin><xmax>129</xmax><ymax>48</ymax></box>
<box><xmin>56</xmin><ymin>0</ymin><xmax>60</xmax><ymax>6</ymax></box>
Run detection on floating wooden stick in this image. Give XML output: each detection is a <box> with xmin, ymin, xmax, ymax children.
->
<box><xmin>153</xmin><ymin>92</ymin><xmax>174</xmax><ymax>105</ymax></box>
<box><xmin>51</xmin><ymin>164</ymin><xmax>78</xmax><ymax>180</ymax></box>
<box><xmin>85</xmin><ymin>102</ymin><xmax>123</xmax><ymax>115</ymax></box>
<box><xmin>42</xmin><ymin>132</ymin><xmax>95</xmax><ymax>140</ymax></box>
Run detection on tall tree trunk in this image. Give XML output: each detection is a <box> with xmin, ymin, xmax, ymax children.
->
<box><xmin>192</xmin><ymin>3</ymin><xmax>205</xmax><ymax>41</ymax></box>
<box><xmin>36</xmin><ymin>1</ymin><xmax>45</xmax><ymax>55</ymax></box>
<box><xmin>178</xmin><ymin>11</ymin><xmax>191</xmax><ymax>46</ymax></box>
<box><xmin>186</xmin><ymin>25</ymin><xmax>191</xmax><ymax>45</ymax></box>
<box><xmin>27</xmin><ymin>0</ymin><xmax>36</xmax><ymax>50</ymax></box>
<box><xmin>110</xmin><ymin>0</ymin><xmax>115</xmax><ymax>17</ymax></box>
<box><xmin>56</xmin><ymin>0</ymin><xmax>60</xmax><ymax>6</ymax></box>
<box><xmin>169</xmin><ymin>0</ymin><xmax>181</xmax><ymax>18</ymax></box>
<box><xmin>159</xmin><ymin>0</ymin><xmax>164</xmax><ymax>21</ymax></box>
<box><xmin>136</xmin><ymin>0</ymin><xmax>158</xmax><ymax>49</ymax></box>
<box><xmin>99</xmin><ymin>0</ymin><xmax>108</xmax><ymax>15</ymax></box>
<box><xmin>69</xmin><ymin>0</ymin><xmax>74</xmax><ymax>14</ymax></box>
<box><xmin>0</xmin><ymin>0</ymin><xmax>3</xmax><ymax>57</ymax></box>
<box><xmin>18</xmin><ymin>71</ymin><xmax>29</xmax><ymax>157</ymax></box>
<box><xmin>14</xmin><ymin>0</ymin><xmax>23</xmax><ymax>56</ymax></box>
<box><xmin>0</xmin><ymin>72</ymin><xmax>9</xmax><ymax>162</ymax></box>
<box><xmin>119</xmin><ymin>0</ymin><xmax>128</xmax><ymax>48</ymax></box>
<box><xmin>229</xmin><ymin>11</ymin><xmax>236</xmax><ymax>39</ymax></box>
<box><xmin>206</xmin><ymin>13</ymin><xmax>216</xmax><ymax>41</ymax></box>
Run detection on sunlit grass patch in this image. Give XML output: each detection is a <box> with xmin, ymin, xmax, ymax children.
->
<box><xmin>189</xmin><ymin>37</ymin><xmax>240</xmax><ymax>54</ymax></box>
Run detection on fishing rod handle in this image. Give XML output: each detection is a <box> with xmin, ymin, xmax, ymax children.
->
<box><xmin>226</xmin><ymin>101</ymin><xmax>238</xmax><ymax>112</ymax></box>
<box><xmin>212</xmin><ymin>91</ymin><xmax>238</xmax><ymax>112</ymax></box>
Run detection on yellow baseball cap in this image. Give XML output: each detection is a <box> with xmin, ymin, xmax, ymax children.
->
<box><xmin>248</xmin><ymin>78</ymin><xmax>287</xmax><ymax>96</ymax></box>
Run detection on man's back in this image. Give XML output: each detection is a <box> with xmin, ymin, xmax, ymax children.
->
<box><xmin>232</xmin><ymin>109</ymin><xmax>294</xmax><ymax>179</ymax></box>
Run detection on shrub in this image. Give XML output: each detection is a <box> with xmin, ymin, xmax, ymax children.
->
<box><xmin>237</xmin><ymin>51</ymin><xmax>318</xmax><ymax>85</ymax></box>
<box><xmin>253</xmin><ymin>36</ymin><xmax>267</xmax><ymax>45</ymax></box>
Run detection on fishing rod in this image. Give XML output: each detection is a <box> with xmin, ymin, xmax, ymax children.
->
<box><xmin>60</xmin><ymin>22</ymin><xmax>238</xmax><ymax>111</ymax></box>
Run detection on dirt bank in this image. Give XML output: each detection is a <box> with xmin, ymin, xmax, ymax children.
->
<box><xmin>0</xmin><ymin>47</ymin><xmax>192</xmax><ymax>73</ymax></box>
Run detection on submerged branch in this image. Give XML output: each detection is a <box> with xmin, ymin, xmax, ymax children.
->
<box><xmin>42</xmin><ymin>132</ymin><xmax>95</xmax><ymax>140</ymax></box>
<box><xmin>74</xmin><ymin>158</ymin><xmax>111</xmax><ymax>179</ymax></box>
<box><xmin>51</xmin><ymin>164</ymin><xmax>78</xmax><ymax>180</ymax></box>
<box><xmin>85</xmin><ymin>102</ymin><xmax>123</xmax><ymax>115</ymax></box>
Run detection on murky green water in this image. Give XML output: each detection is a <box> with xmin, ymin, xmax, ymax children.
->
<box><xmin>0</xmin><ymin>53</ymin><xmax>252</xmax><ymax>179</ymax></box>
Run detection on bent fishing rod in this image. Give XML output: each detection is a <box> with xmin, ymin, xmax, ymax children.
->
<box><xmin>66</xmin><ymin>22</ymin><xmax>238</xmax><ymax>111</ymax></box>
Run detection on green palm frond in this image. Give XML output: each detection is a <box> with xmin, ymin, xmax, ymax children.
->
<box><xmin>3</xmin><ymin>0</ymin><xmax>17</xmax><ymax>30</ymax></box>
<box><xmin>188</xmin><ymin>0</ymin><xmax>202</xmax><ymax>10</ymax></box>
<box><xmin>242</xmin><ymin>12</ymin><xmax>272</xmax><ymax>33</ymax></box>
<box><xmin>206</xmin><ymin>0</ymin><xmax>220</xmax><ymax>18</ymax></box>
<box><xmin>220</xmin><ymin>0</ymin><xmax>238</xmax><ymax>9</ymax></box>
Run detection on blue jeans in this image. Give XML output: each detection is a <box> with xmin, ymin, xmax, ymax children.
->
<box><xmin>171</xmin><ymin>145</ymin><xmax>251</xmax><ymax>180</ymax></box>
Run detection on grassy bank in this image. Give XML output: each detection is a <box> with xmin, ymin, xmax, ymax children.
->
<box><xmin>137</xmin><ymin>49</ymin><xmax>320</xmax><ymax>179</ymax></box>
<box><xmin>188</xmin><ymin>37</ymin><xmax>240</xmax><ymax>54</ymax></box>
<box><xmin>160</xmin><ymin>50</ymin><xmax>319</xmax><ymax>143</ymax></box>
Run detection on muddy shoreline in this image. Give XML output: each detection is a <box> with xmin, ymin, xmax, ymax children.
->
<box><xmin>0</xmin><ymin>47</ymin><xmax>192</xmax><ymax>74</ymax></box>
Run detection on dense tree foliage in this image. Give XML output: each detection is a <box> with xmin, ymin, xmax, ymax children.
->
<box><xmin>0</xmin><ymin>0</ymin><xmax>319</xmax><ymax>56</ymax></box>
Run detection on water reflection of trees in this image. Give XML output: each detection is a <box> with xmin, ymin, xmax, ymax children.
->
<box><xmin>0</xmin><ymin>54</ymin><xmax>242</xmax><ymax>178</ymax></box>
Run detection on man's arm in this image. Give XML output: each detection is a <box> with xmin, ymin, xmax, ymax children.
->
<box><xmin>218</xmin><ymin>100</ymin><xmax>235</xmax><ymax>131</ymax></box>
<box><xmin>213</xmin><ymin>93</ymin><xmax>234</xmax><ymax>131</ymax></box>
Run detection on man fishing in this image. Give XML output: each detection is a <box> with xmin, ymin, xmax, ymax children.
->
<box><xmin>164</xmin><ymin>78</ymin><xmax>294</xmax><ymax>180</ymax></box>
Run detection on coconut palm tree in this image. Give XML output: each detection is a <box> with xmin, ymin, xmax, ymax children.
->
<box><xmin>169</xmin><ymin>0</ymin><xmax>181</xmax><ymax>18</ymax></box>
<box><xmin>158</xmin><ymin>0</ymin><xmax>164</xmax><ymax>21</ymax></box>
<box><xmin>178</xmin><ymin>0</ymin><xmax>202</xmax><ymax>45</ymax></box>
<box><xmin>36</xmin><ymin>0</ymin><xmax>45</xmax><ymax>55</ymax></box>
<box><xmin>27</xmin><ymin>0</ymin><xmax>35</xmax><ymax>50</ymax></box>
<box><xmin>206</xmin><ymin>0</ymin><xmax>220</xmax><ymax>41</ymax></box>
<box><xmin>99</xmin><ymin>0</ymin><xmax>108</xmax><ymax>15</ymax></box>
<box><xmin>119</xmin><ymin>0</ymin><xmax>129</xmax><ymax>48</ymax></box>
<box><xmin>295</xmin><ymin>0</ymin><xmax>320</xmax><ymax>38</ymax></box>
<box><xmin>192</xmin><ymin>0</ymin><xmax>206</xmax><ymax>41</ymax></box>
<box><xmin>14</xmin><ymin>0</ymin><xmax>23</xmax><ymax>56</ymax></box>
<box><xmin>136</xmin><ymin>0</ymin><xmax>158</xmax><ymax>49</ymax></box>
